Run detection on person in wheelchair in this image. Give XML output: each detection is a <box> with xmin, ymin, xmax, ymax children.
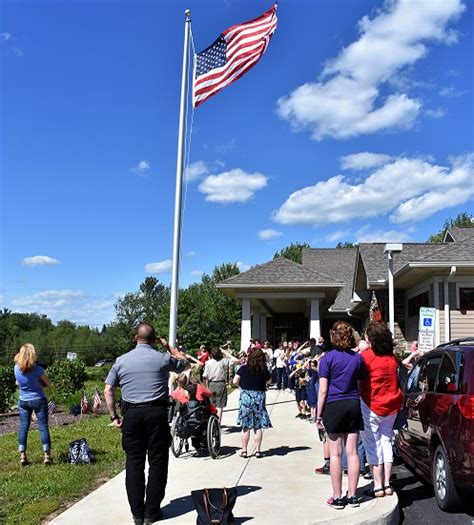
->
<box><xmin>171</xmin><ymin>372</ymin><xmax>217</xmax><ymax>456</ymax></box>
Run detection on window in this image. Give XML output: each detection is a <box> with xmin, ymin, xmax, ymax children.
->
<box><xmin>406</xmin><ymin>355</ymin><xmax>442</xmax><ymax>393</ymax></box>
<box><xmin>459</xmin><ymin>288</ymin><xmax>474</xmax><ymax>310</ymax></box>
<box><xmin>436</xmin><ymin>351</ymin><xmax>465</xmax><ymax>394</ymax></box>
<box><xmin>408</xmin><ymin>291</ymin><xmax>430</xmax><ymax>317</ymax></box>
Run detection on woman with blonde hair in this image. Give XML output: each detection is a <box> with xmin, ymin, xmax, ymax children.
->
<box><xmin>14</xmin><ymin>343</ymin><xmax>52</xmax><ymax>465</ymax></box>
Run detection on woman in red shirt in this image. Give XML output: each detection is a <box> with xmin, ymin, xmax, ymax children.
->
<box><xmin>360</xmin><ymin>322</ymin><xmax>402</xmax><ymax>498</ymax></box>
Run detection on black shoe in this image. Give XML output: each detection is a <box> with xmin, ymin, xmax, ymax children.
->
<box><xmin>327</xmin><ymin>497</ymin><xmax>346</xmax><ymax>510</ymax></box>
<box><xmin>133</xmin><ymin>518</ymin><xmax>144</xmax><ymax>525</ymax></box>
<box><xmin>344</xmin><ymin>494</ymin><xmax>361</xmax><ymax>507</ymax></box>
<box><xmin>144</xmin><ymin>510</ymin><xmax>164</xmax><ymax>523</ymax></box>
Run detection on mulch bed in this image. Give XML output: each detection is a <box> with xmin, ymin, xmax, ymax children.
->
<box><xmin>0</xmin><ymin>406</ymin><xmax>109</xmax><ymax>436</ymax></box>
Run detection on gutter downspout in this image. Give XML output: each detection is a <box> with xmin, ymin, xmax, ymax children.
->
<box><xmin>444</xmin><ymin>265</ymin><xmax>456</xmax><ymax>343</ymax></box>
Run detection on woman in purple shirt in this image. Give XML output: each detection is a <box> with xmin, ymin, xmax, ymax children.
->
<box><xmin>317</xmin><ymin>322</ymin><xmax>364</xmax><ymax>510</ymax></box>
<box><xmin>14</xmin><ymin>343</ymin><xmax>52</xmax><ymax>465</ymax></box>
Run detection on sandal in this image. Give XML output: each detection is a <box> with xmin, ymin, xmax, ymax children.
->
<box><xmin>44</xmin><ymin>454</ymin><xmax>52</xmax><ymax>466</ymax></box>
<box><xmin>20</xmin><ymin>457</ymin><xmax>29</xmax><ymax>467</ymax></box>
<box><xmin>364</xmin><ymin>487</ymin><xmax>385</xmax><ymax>498</ymax></box>
<box><xmin>239</xmin><ymin>450</ymin><xmax>248</xmax><ymax>458</ymax></box>
<box><xmin>255</xmin><ymin>451</ymin><xmax>264</xmax><ymax>458</ymax></box>
<box><xmin>384</xmin><ymin>485</ymin><xmax>394</xmax><ymax>496</ymax></box>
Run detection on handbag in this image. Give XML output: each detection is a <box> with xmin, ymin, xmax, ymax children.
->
<box><xmin>67</xmin><ymin>438</ymin><xmax>96</xmax><ymax>464</ymax></box>
<box><xmin>393</xmin><ymin>409</ymin><xmax>408</xmax><ymax>430</ymax></box>
<box><xmin>191</xmin><ymin>487</ymin><xmax>237</xmax><ymax>525</ymax></box>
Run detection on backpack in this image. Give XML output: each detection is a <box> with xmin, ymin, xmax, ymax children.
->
<box><xmin>67</xmin><ymin>438</ymin><xmax>95</xmax><ymax>465</ymax></box>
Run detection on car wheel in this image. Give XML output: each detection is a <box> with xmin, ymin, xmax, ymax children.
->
<box><xmin>433</xmin><ymin>444</ymin><xmax>461</xmax><ymax>510</ymax></box>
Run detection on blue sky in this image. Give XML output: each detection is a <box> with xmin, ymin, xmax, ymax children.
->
<box><xmin>1</xmin><ymin>0</ymin><xmax>473</xmax><ymax>326</ymax></box>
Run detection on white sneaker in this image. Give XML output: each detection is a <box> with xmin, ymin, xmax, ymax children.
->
<box><xmin>284</xmin><ymin>388</ymin><xmax>292</xmax><ymax>393</ymax></box>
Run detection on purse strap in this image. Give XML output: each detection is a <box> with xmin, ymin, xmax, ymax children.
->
<box><xmin>202</xmin><ymin>488</ymin><xmax>228</xmax><ymax>524</ymax></box>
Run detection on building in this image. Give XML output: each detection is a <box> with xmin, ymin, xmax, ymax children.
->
<box><xmin>216</xmin><ymin>227</ymin><xmax>474</xmax><ymax>352</ymax></box>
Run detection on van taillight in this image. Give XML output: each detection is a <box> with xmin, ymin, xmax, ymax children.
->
<box><xmin>458</xmin><ymin>395</ymin><xmax>474</xmax><ymax>419</ymax></box>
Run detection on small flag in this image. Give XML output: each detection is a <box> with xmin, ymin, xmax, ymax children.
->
<box><xmin>93</xmin><ymin>388</ymin><xmax>102</xmax><ymax>412</ymax></box>
<box><xmin>80</xmin><ymin>385</ymin><xmax>90</xmax><ymax>414</ymax></box>
<box><xmin>193</xmin><ymin>3</ymin><xmax>278</xmax><ymax>107</ymax></box>
<box><xmin>47</xmin><ymin>400</ymin><xmax>57</xmax><ymax>415</ymax></box>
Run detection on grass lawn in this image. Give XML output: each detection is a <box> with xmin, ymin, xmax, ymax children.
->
<box><xmin>0</xmin><ymin>415</ymin><xmax>124</xmax><ymax>525</ymax></box>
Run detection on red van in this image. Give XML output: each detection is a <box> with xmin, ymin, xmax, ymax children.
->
<box><xmin>397</xmin><ymin>338</ymin><xmax>474</xmax><ymax>510</ymax></box>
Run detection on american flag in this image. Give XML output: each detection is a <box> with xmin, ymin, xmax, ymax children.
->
<box><xmin>369</xmin><ymin>291</ymin><xmax>383</xmax><ymax>322</ymax></box>
<box><xmin>80</xmin><ymin>385</ymin><xmax>90</xmax><ymax>414</ymax></box>
<box><xmin>47</xmin><ymin>400</ymin><xmax>57</xmax><ymax>415</ymax></box>
<box><xmin>193</xmin><ymin>3</ymin><xmax>278</xmax><ymax>107</ymax></box>
<box><xmin>93</xmin><ymin>388</ymin><xmax>102</xmax><ymax>412</ymax></box>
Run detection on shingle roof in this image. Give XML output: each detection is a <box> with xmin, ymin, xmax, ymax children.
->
<box><xmin>359</xmin><ymin>229</ymin><xmax>474</xmax><ymax>283</ymax></box>
<box><xmin>302</xmin><ymin>248</ymin><xmax>358</xmax><ymax>311</ymax></box>
<box><xmin>217</xmin><ymin>256</ymin><xmax>339</xmax><ymax>286</ymax></box>
<box><xmin>445</xmin><ymin>227</ymin><xmax>474</xmax><ymax>243</ymax></box>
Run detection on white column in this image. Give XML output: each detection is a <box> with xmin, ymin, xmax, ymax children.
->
<box><xmin>260</xmin><ymin>313</ymin><xmax>267</xmax><ymax>341</ymax></box>
<box><xmin>434</xmin><ymin>281</ymin><xmax>440</xmax><ymax>346</ymax></box>
<box><xmin>251</xmin><ymin>309</ymin><xmax>260</xmax><ymax>340</ymax></box>
<box><xmin>388</xmin><ymin>251</ymin><xmax>395</xmax><ymax>336</ymax></box>
<box><xmin>444</xmin><ymin>280</ymin><xmax>450</xmax><ymax>343</ymax></box>
<box><xmin>241</xmin><ymin>299</ymin><xmax>251</xmax><ymax>352</ymax></box>
<box><xmin>310</xmin><ymin>299</ymin><xmax>321</xmax><ymax>340</ymax></box>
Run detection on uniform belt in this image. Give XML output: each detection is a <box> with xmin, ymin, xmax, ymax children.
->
<box><xmin>123</xmin><ymin>399</ymin><xmax>169</xmax><ymax>408</ymax></box>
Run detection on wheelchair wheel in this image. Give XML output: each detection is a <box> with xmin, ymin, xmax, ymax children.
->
<box><xmin>206</xmin><ymin>414</ymin><xmax>221</xmax><ymax>459</ymax></box>
<box><xmin>171</xmin><ymin>415</ymin><xmax>185</xmax><ymax>458</ymax></box>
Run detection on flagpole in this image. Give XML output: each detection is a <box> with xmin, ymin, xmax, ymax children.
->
<box><xmin>169</xmin><ymin>9</ymin><xmax>192</xmax><ymax>348</ymax></box>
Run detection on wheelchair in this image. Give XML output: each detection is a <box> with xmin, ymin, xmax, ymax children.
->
<box><xmin>170</xmin><ymin>400</ymin><xmax>221</xmax><ymax>459</ymax></box>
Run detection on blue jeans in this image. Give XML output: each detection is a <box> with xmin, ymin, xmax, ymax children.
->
<box><xmin>18</xmin><ymin>397</ymin><xmax>51</xmax><ymax>452</ymax></box>
<box><xmin>342</xmin><ymin>435</ymin><xmax>366</xmax><ymax>472</ymax></box>
<box><xmin>276</xmin><ymin>367</ymin><xmax>289</xmax><ymax>390</ymax></box>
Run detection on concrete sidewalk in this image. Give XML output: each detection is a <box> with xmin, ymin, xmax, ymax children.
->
<box><xmin>49</xmin><ymin>389</ymin><xmax>399</xmax><ymax>525</ymax></box>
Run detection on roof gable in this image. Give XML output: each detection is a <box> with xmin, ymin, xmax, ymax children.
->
<box><xmin>217</xmin><ymin>256</ymin><xmax>340</xmax><ymax>286</ymax></box>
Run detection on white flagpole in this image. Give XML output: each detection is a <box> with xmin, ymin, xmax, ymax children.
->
<box><xmin>169</xmin><ymin>9</ymin><xmax>192</xmax><ymax>348</ymax></box>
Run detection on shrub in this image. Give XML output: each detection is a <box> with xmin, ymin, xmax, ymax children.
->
<box><xmin>0</xmin><ymin>365</ymin><xmax>16</xmax><ymax>412</ymax></box>
<box><xmin>86</xmin><ymin>366</ymin><xmax>111</xmax><ymax>382</ymax></box>
<box><xmin>47</xmin><ymin>359</ymin><xmax>87</xmax><ymax>398</ymax></box>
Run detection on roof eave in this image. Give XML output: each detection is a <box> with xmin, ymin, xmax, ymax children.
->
<box><xmin>216</xmin><ymin>282</ymin><xmax>344</xmax><ymax>289</ymax></box>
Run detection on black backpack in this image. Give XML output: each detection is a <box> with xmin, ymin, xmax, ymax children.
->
<box><xmin>67</xmin><ymin>438</ymin><xmax>95</xmax><ymax>465</ymax></box>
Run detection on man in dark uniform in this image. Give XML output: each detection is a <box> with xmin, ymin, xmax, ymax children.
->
<box><xmin>104</xmin><ymin>323</ymin><xmax>189</xmax><ymax>525</ymax></box>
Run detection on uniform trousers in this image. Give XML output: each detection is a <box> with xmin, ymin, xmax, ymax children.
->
<box><xmin>121</xmin><ymin>405</ymin><xmax>171</xmax><ymax>521</ymax></box>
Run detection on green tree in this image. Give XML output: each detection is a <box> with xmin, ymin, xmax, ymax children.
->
<box><xmin>336</xmin><ymin>242</ymin><xmax>355</xmax><ymax>248</ymax></box>
<box><xmin>428</xmin><ymin>212</ymin><xmax>474</xmax><ymax>243</ymax></box>
<box><xmin>273</xmin><ymin>242</ymin><xmax>311</xmax><ymax>264</ymax></box>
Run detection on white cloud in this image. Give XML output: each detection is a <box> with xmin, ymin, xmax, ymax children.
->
<box><xmin>425</xmin><ymin>107</ymin><xmax>446</xmax><ymax>119</ymax></box>
<box><xmin>236</xmin><ymin>261</ymin><xmax>251</xmax><ymax>272</ymax></box>
<box><xmin>22</xmin><ymin>255</ymin><xmax>60</xmax><ymax>267</ymax></box>
<box><xmin>1</xmin><ymin>32</ymin><xmax>12</xmax><ymax>41</ymax></box>
<box><xmin>191</xmin><ymin>269</ymin><xmax>203</xmax><ymax>276</ymax></box>
<box><xmin>340</xmin><ymin>152</ymin><xmax>394</xmax><ymax>170</ymax></box>
<box><xmin>277</xmin><ymin>0</ymin><xmax>464</xmax><ymax>140</ymax></box>
<box><xmin>145</xmin><ymin>260</ymin><xmax>172</xmax><ymax>273</ymax></box>
<box><xmin>198</xmin><ymin>168</ymin><xmax>268</xmax><ymax>204</ymax></box>
<box><xmin>187</xmin><ymin>161</ymin><xmax>210</xmax><ymax>182</ymax></box>
<box><xmin>356</xmin><ymin>227</ymin><xmax>412</xmax><ymax>243</ymax></box>
<box><xmin>326</xmin><ymin>230</ymin><xmax>350</xmax><ymax>243</ymax></box>
<box><xmin>273</xmin><ymin>153</ymin><xmax>474</xmax><ymax>225</ymax></box>
<box><xmin>9</xmin><ymin>289</ymin><xmax>115</xmax><ymax>325</ymax></box>
<box><xmin>13</xmin><ymin>47</ymin><xmax>24</xmax><ymax>57</ymax></box>
<box><xmin>258</xmin><ymin>229</ymin><xmax>282</xmax><ymax>241</ymax></box>
<box><xmin>186</xmin><ymin>250</ymin><xmax>197</xmax><ymax>257</ymax></box>
<box><xmin>131</xmin><ymin>160</ymin><xmax>150</xmax><ymax>174</ymax></box>
<box><xmin>439</xmin><ymin>85</ymin><xmax>466</xmax><ymax>97</ymax></box>
<box><xmin>186</xmin><ymin>160</ymin><xmax>225</xmax><ymax>182</ymax></box>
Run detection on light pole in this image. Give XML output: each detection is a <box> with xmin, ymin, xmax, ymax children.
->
<box><xmin>384</xmin><ymin>243</ymin><xmax>403</xmax><ymax>336</ymax></box>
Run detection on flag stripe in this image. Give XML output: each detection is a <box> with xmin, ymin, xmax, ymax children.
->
<box><xmin>193</xmin><ymin>3</ymin><xmax>277</xmax><ymax>107</ymax></box>
<box><xmin>194</xmin><ymin>39</ymin><xmax>265</xmax><ymax>89</ymax></box>
<box><xmin>195</xmin><ymin>53</ymin><xmax>263</xmax><ymax>107</ymax></box>
<box><xmin>195</xmin><ymin>41</ymin><xmax>265</xmax><ymax>93</ymax></box>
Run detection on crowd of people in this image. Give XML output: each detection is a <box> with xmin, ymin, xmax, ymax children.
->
<box><xmin>11</xmin><ymin>320</ymin><xmax>425</xmax><ymax>521</ymax></box>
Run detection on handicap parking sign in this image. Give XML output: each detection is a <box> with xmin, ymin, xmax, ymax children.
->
<box><xmin>419</xmin><ymin>307</ymin><xmax>436</xmax><ymax>332</ymax></box>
